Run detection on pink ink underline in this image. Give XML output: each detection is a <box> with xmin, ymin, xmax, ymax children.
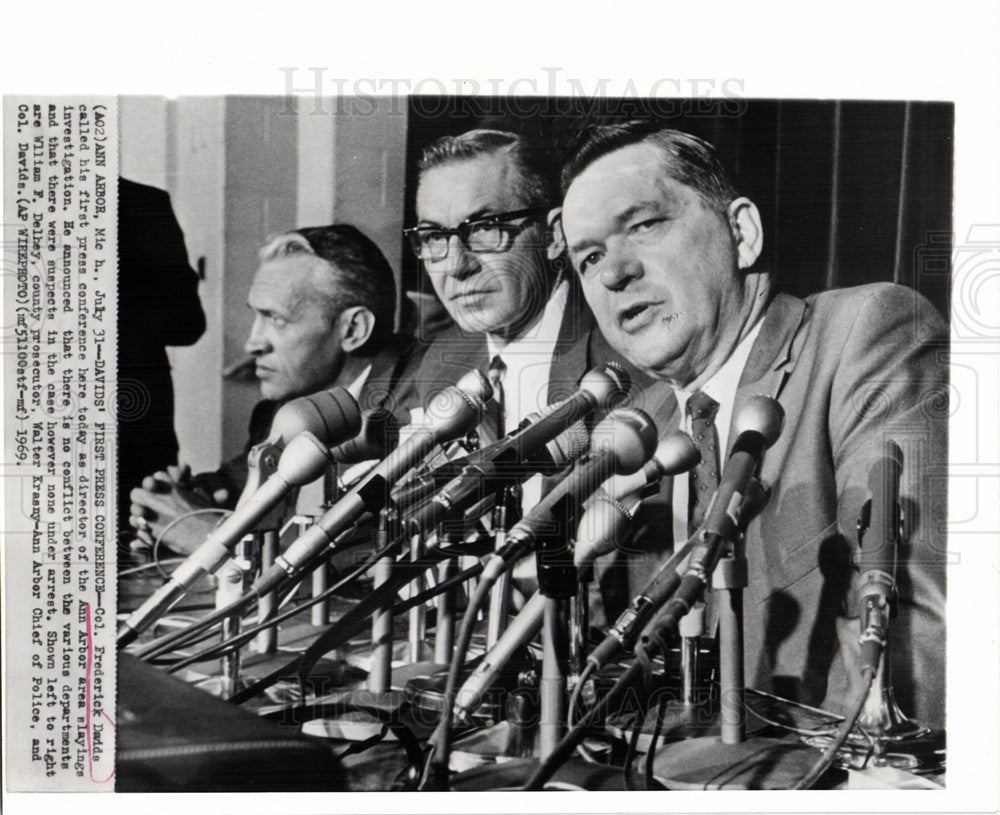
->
<box><xmin>84</xmin><ymin>602</ymin><xmax>115</xmax><ymax>783</ymax></box>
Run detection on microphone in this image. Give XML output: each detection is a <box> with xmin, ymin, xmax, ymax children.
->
<box><xmin>403</xmin><ymin>364</ymin><xmax>632</xmax><ymax>536</ymax></box>
<box><xmin>252</xmin><ymin>370</ymin><xmax>491</xmax><ymax>594</ymax></box>
<box><xmin>328</xmin><ymin>406</ymin><xmax>400</xmax><ymax>464</ymax></box>
<box><xmin>267</xmin><ymin>387</ymin><xmax>363</xmax><ymax>449</ymax></box>
<box><xmin>453</xmin><ymin>591</ymin><xmax>546</xmax><ymax>720</ymax></box>
<box><xmin>588</xmin><ymin>396</ymin><xmax>784</xmax><ymax>669</ymax></box>
<box><xmin>390</xmin><ymin>418</ymin><xmax>589</xmax><ymax>508</ymax></box>
<box><xmin>857</xmin><ymin>440</ymin><xmax>903</xmax><ymax>673</ymax></box>
<box><xmin>504</xmin><ymin>409</ymin><xmax>658</xmax><ymax>550</ymax></box>
<box><xmin>451</xmin><ymin>428</ymin><xmax>694</xmax><ymax>722</ymax></box>
<box><xmin>117</xmin><ymin>431</ymin><xmax>334</xmax><ymax>646</ymax></box>
<box><xmin>468</xmin><ymin>409</ymin><xmax>657</xmax><ymax>604</ymax></box>
<box><xmin>238</xmin><ymin>386</ymin><xmax>363</xmax><ymax>500</ymax></box>
<box><xmin>575</xmin><ymin>431</ymin><xmax>701</xmax><ymax>566</ymax></box>
<box><xmin>701</xmin><ymin>395</ymin><xmax>784</xmax><ymax>542</ymax></box>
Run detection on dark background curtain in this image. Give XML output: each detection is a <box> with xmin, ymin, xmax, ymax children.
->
<box><xmin>401</xmin><ymin>98</ymin><xmax>953</xmax><ymax>335</ymax></box>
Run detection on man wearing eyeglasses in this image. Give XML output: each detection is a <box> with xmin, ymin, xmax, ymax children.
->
<box><xmin>558</xmin><ymin>121</ymin><xmax>947</xmax><ymax>730</ymax></box>
<box><xmin>405</xmin><ymin>129</ymin><xmax>641</xmax><ymax>454</ymax></box>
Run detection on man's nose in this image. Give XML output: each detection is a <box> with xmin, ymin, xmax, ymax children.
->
<box><xmin>244</xmin><ymin>317</ymin><xmax>271</xmax><ymax>355</ymax></box>
<box><xmin>436</xmin><ymin>235</ymin><xmax>480</xmax><ymax>279</ymax></box>
<box><xmin>600</xmin><ymin>240</ymin><xmax>643</xmax><ymax>291</ymax></box>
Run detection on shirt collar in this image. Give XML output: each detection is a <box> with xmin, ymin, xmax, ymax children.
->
<box><xmin>345</xmin><ymin>363</ymin><xmax>372</xmax><ymax>400</ymax></box>
<box><xmin>672</xmin><ymin>317</ymin><xmax>764</xmax><ymax>452</ymax></box>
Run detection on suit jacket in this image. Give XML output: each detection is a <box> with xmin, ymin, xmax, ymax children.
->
<box><xmin>618</xmin><ymin>283</ymin><xmax>948</xmax><ymax>728</ymax></box>
<box><xmin>409</xmin><ymin>277</ymin><xmax>618</xmax><ymax>425</ymax></box>
<box><xmin>118</xmin><ymin>178</ymin><xmax>206</xmax><ymax>525</ymax></box>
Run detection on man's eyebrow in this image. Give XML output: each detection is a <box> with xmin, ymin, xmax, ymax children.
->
<box><xmin>567</xmin><ymin>201</ymin><xmax>663</xmax><ymax>254</ymax></box>
<box><xmin>417</xmin><ymin>206</ymin><xmax>494</xmax><ymax>229</ymax></box>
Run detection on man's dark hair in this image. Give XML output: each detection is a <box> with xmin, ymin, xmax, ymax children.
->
<box><xmin>260</xmin><ymin>224</ymin><xmax>396</xmax><ymax>354</ymax></box>
<box><xmin>418</xmin><ymin>129</ymin><xmax>555</xmax><ymax>209</ymax></box>
<box><xmin>561</xmin><ymin>121</ymin><xmax>738</xmax><ymax>213</ymax></box>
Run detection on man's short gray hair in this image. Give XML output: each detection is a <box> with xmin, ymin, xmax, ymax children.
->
<box><xmin>418</xmin><ymin>129</ymin><xmax>555</xmax><ymax>209</ymax></box>
<box><xmin>259</xmin><ymin>224</ymin><xmax>396</xmax><ymax>352</ymax></box>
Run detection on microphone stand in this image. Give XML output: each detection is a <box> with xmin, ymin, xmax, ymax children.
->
<box><xmin>801</xmin><ymin>497</ymin><xmax>945</xmax><ymax>774</ymax></box>
<box><xmin>486</xmin><ymin>483</ymin><xmax>521</xmax><ymax>649</ymax></box>
<box><xmin>368</xmin><ymin>507</ymin><xmax>399</xmax><ymax>694</ymax></box>
<box><xmin>433</xmin><ymin>556</ymin><xmax>459</xmax><ymax>665</ymax></box>
<box><xmin>207</xmin><ymin>439</ymin><xmax>289</xmax><ymax>696</ymax></box>
<box><xmin>650</xmin><ymin>530</ymin><xmax>842</xmax><ymax>789</ymax></box>
<box><xmin>536</xmin><ymin>533</ymin><xmax>575</xmax><ymax>757</ymax></box>
<box><xmin>214</xmin><ymin>537</ymin><xmax>255</xmax><ymax>697</ymax></box>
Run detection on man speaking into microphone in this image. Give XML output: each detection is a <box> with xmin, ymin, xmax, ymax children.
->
<box><xmin>558</xmin><ymin>121</ymin><xmax>948</xmax><ymax>729</ymax></box>
<box><xmin>129</xmin><ymin>224</ymin><xmax>421</xmax><ymax>555</ymax></box>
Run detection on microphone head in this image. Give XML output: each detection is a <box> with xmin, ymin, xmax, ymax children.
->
<box><xmin>548</xmin><ymin>420</ymin><xmax>591</xmax><ymax>467</ymax></box>
<box><xmin>270</xmin><ymin>387</ymin><xmax>362</xmax><ymax>447</ymax></box>
<box><xmin>868</xmin><ymin>439</ymin><xmax>904</xmax><ymax>496</ymax></box>
<box><xmin>578</xmin><ymin>363</ymin><xmax>632</xmax><ymax>409</ymax></box>
<box><xmin>602</xmin><ymin>361</ymin><xmax>632</xmax><ymax>396</ymax></box>
<box><xmin>652</xmin><ymin>431</ymin><xmax>702</xmax><ymax>476</ymax></box>
<box><xmin>591</xmin><ymin>408</ymin><xmax>659</xmax><ymax>474</ymax></box>
<box><xmin>732</xmin><ymin>395</ymin><xmax>784</xmax><ymax>448</ymax></box>
<box><xmin>276</xmin><ymin>431</ymin><xmax>334</xmax><ymax>486</ymax></box>
<box><xmin>328</xmin><ymin>407</ymin><xmax>400</xmax><ymax>463</ymax></box>
<box><xmin>424</xmin><ymin>382</ymin><xmax>488</xmax><ymax>442</ymax></box>
<box><xmin>455</xmin><ymin>367</ymin><xmax>494</xmax><ymax>403</ymax></box>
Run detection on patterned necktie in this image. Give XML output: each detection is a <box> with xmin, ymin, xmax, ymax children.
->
<box><xmin>687</xmin><ymin>390</ymin><xmax>721</xmax><ymax>537</ymax></box>
<box><xmin>487</xmin><ymin>354</ymin><xmax>507</xmax><ymax>439</ymax></box>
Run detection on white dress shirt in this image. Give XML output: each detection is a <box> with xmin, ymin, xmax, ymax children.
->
<box><xmin>485</xmin><ymin>278</ymin><xmax>570</xmax><ymax>511</ymax></box>
<box><xmin>670</xmin><ymin>319</ymin><xmax>764</xmax><ymax>547</ymax></box>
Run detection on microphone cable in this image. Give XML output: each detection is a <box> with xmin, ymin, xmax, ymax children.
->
<box><xmin>133</xmin><ymin>523</ymin><xmax>368</xmax><ymax>660</ymax></box>
<box><xmin>793</xmin><ymin>665</ymin><xmax>876</xmax><ymax>789</ymax></box>
<box><xmin>167</xmin><ymin>547</ymin><xmax>484</xmax><ymax>674</ymax></box>
<box><xmin>162</xmin><ymin>538</ymin><xmax>389</xmax><ymax>672</ymax></box>
<box><xmin>523</xmin><ymin>659</ymin><xmax>646</xmax><ymax>790</ymax></box>
<box><xmin>149</xmin><ymin>507</ymin><xmax>233</xmax><ymax>579</ymax></box>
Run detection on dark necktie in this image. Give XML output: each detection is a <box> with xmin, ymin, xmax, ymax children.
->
<box><xmin>687</xmin><ymin>390</ymin><xmax>721</xmax><ymax>537</ymax></box>
<box><xmin>487</xmin><ymin>354</ymin><xmax>507</xmax><ymax>440</ymax></box>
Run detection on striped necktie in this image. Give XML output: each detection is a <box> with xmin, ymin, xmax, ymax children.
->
<box><xmin>487</xmin><ymin>354</ymin><xmax>507</xmax><ymax>439</ymax></box>
<box><xmin>687</xmin><ymin>390</ymin><xmax>720</xmax><ymax>537</ymax></box>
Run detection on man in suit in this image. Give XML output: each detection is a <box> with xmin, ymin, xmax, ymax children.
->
<box><xmin>407</xmin><ymin>130</ymin><xmax>598</xmax><ymax>427</ymax></box>
<box><xmin>559</xmin><ymin>121</ymin><xmax>947</xmax><ymax>729</ymax></box>
<box><xmin>129</xmin><ymin>224</ymin><xmax>419</xmax><ymax>555</ymax></box>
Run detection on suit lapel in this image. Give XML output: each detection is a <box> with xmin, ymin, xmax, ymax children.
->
<box><xmin>728</xmin><ymin>293</ymin><xmax>809</xmax><ymax>453</ymax></box>
<box><xmin>547</xmin><ymin>276</ymin><xmax>595</xmax><ymax>404</ymax></box>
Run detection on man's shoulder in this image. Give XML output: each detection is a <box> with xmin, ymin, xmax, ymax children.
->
<box><xmin>358</xmin><ymin>338</ymin><xmax>427</xmax><ymax>419</ymax></box>
<box><xmin>765</xmin><ymin>283</ymin><xmax>948</xmax><ymax>351</ymax></box>
<box><xmin>407</xmin><ymin>326</ymin><xmax>488</xmax><ymax>403</ymax></box>
<box><xmin>802</xmin><ymin>282</ymin><xmax>944</xmax><ymax>324</ymax></box>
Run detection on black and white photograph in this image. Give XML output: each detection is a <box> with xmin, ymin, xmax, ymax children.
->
<box><xmin>2</xmin><ymin>4</ymin><xmax>998</xmax><ymax>814</ymax></box>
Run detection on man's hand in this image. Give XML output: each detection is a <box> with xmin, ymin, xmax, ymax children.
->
<box><xmin>129</xmin><ymin>464</ymin><xmax>231</xmax><ymax>556</ymax></box>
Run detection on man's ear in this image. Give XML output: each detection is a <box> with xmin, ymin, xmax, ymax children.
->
<box><xmin>727</xmin><ymin>197</ymin><xmax>764</xmax><ymax>270</ymax></box>
<box><xmin>546</xmin><ymin>206</ymin><xmax>566</xmax><ymax>261</ymax></box>
<box><xmin>337</xmin><ymin>306</ymin><xmax>376</xmax><ymax>353</ymax></box>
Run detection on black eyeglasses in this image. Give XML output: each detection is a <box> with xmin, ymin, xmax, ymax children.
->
<box><xmin>404</xmin><ymin>208</ymin><xmax>548</xmax><ymax>262</ymax></box>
